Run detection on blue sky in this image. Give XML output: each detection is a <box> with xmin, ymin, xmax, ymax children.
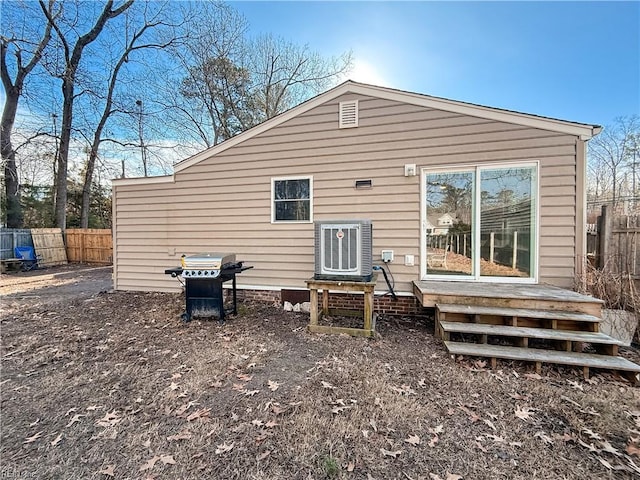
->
<box><xmin>231</xmin><ymin>1</ymin><xmax>639</xmax><ymax>127</ymax></box>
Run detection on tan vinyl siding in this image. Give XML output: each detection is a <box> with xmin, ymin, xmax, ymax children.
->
<box><xmin>113</xmin><ymin>93</ymin><xmax>581</xmax><ymax>293</ymax></box>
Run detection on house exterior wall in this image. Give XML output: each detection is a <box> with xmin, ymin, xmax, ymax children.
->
<box><xmin>113</xmin><ymin>93</ymin><xmax>582</xmax><ymax>295</ymax></box>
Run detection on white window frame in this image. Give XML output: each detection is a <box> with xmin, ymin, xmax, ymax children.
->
<box><xmin>271</xmin><ymin>175</ymin><xmax>313</xmax><ymax>224</ymax></box>
<box><xmin>420</xmin><ymin>161</ymin><xmax>539</xmax><ymax>283</ymax></box>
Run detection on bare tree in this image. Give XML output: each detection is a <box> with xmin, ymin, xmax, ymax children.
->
<box><xmin>39</xmin><ymin>0</ymin><xmax>133</xmax><ymax>229</ymax></box>
<box><xmin>79</xmin><ymin>6</ymin><xmax>183</xmax><ymax>228</ymax></box>
<box><xmin>1</xmin><ymin>0</ymin><xmax>56</xmax><ymax>227</ymax></box>
<box><xmin>158</xmin><ymin>1</ymin><xmax>249</xmax><ymax>148</ymax></box>
<box><xmin>248</xmin><ymin>34</ymin><xmax>352</xmax><ymax>121</ymax></box>
<box><xmin>163</xmin><ymin>4</ymin><xmax>352</xmax><ymax>149</ymax></box>
<box><xmin>588</xmin><ymin>115</ymin><xmax>640</xmax><ymax>211</ymax></box>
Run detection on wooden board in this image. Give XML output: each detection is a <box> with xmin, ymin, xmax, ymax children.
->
<box><xmin>437</xmin><ymin>303</ymin><xmax>601</xmax><ymax>323</ymax></box>
<box><xmin>308</xmin><ymin>324</ymin><xmax>376</xmax><ymax>338</ymax></box>
<box><xmin>444</xmin><ymin>341</ymin><xmax>640</xmax><ymax>372</ymax></box>
<box><xmin>31</xmin><ymin>228</ymin><xmax>68</xmax><ymax>267</ymax></box>
<box><xmin>414</xmin><ymin>281</ymin><xmax>603</xmax><ymax>316</ymax></box>
<box><xmin>439</xmin><ymin>321</ymin><xmax>623</xmax><ymax>345</ymax></box>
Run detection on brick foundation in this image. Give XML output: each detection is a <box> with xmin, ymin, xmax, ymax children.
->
<box><xmin>234</xmin><ymin>288</ymin><xmax>430</xmax><ymax>317</ymax></box>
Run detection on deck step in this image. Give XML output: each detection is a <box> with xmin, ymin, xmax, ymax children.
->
<box><xmin>440</xmin><ymin>321</ymin><xmax>622</xmax><ymax>345</ymax></box>
<box><xmin>445</xmin><ymin>341</ymin><xmax>640</xmax><ymax>373</ymax></box>
<box><xmin>436</xmin><ymin>303</ymin><xmax>601</xmax><ymax>323</ymax></box>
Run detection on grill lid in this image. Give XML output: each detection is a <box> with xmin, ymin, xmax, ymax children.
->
<box><xmin>181</xmin><ymin>252</ymin><xmax>236</xmax><ymax>270</ymax></box>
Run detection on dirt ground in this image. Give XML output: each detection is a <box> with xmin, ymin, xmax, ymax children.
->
<box><xmin>1</xmin><ymin>265</ymin><xmax>640</xmax><ymax>479</ymax></box>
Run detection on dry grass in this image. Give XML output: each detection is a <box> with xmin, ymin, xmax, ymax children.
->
<box><xmin>577</xmin><ymin>259</ymin><xmax>640</xmax><ymax>341</ymax></box>
<box><xmin>577</xmin><ymin>260</ymin><xmax>639</xmax><ymax>313</ymax></box>
<box><xmin>1</xmin><ymin>284</ymin><xmax>640</xmax><ymax>478</ymax></box>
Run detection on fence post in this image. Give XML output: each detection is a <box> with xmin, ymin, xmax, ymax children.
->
<box><xmin>489</xmin><ymin>232</ymin><xmax>495</xmax><ymax>263</ymax></box>
<box><xmin>512</xmin><ymin>231</ymin><xmax>518</xmax><ymax>269</ymax></box>
<box><xmin>597</xmin><ymin>205</ymin><xmax>612</xmax><ymax>269</ymax></box>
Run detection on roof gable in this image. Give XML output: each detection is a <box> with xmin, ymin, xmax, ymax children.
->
<box><xmin>172</xmin><ymin>80</ymin><xmax>601</xmax><ymax>173</ymax></box>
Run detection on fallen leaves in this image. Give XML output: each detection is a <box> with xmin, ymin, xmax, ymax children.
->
<box><xmin>66</xmin><ymin>413</ymin><xmax>86</xmax><ymax>428</ymax></box>
<box><xmin>167</xmin><ymin>430</ymin><xmax>191</xmax><ymax>442</ymax></box>
<box><xmin>215</xmin><ymin>442</ymin><xmax>234</xmax><ymax>454</ymax></box>
<box><xmin>390</xmin><ymin>384</ymin><xmax>416</xmax><ymax>396</ymax></box>
<box><xmin>139</xmin><ymin>454</ymin><xmax>176</xmax><ymax>471</ymax></box>
<box><xmin>98</xmin><ymin>465</ymin><xmax>115</xmax><ymax>477</ymax></box>
<box><xmin>257</xmin><ymin>450</ymin><xmax>271</xmax><ymax>461</ymax></box>
<box><xmin>380</xmin><ymin>447</ymin><xmax>402</xmax><ymax>458</ymax></box>
<box><xmin>267</xmin><ymin>380</ymin><xmax>280</xmax><ymax>392</ymax></box>
<box><xmin>96</xmin><ymin>411</ymin><xmax>120</xmax><ymax>428</ymax></box>
<box><xmin>514</xmin><ymin>405</ymin><xmax>535</xmax><ymax>421</ymax></box>
<box><xmin>51</xmin><ymin>433</ymin><xmax>63</xmax><ymax>446</ymax></box>
<box><xmin>458</xmin><ymin>405</ymin><xmax>480</xmax><ymax>423</ymax></box>
<box><xmin>187</xmin><ymin>408</ymin><xmax>211</xmax><ymax>422</ymax></box>
<box><xmin>23</xmin><ymin>431</ymin><xmax>43</xmax><ymax>444</ymax></box>
<box><xmin>404</xmin><ymin>434</ymin><xmax>420</xmax><ymax>446</ymax></box>
<box><xmin>534</xmin><ymin>431</ymin><xmax>554</xmax><ymax>445</ymax></box>
<box><xmin>598</xmin><ymin>440</ymin><xmax>621</xmax><ymax>457</ymax></box>
<box><xmin>627</xmin><ymin>443</ymin><xmax>640</xmax><ymax>457</ymax></box>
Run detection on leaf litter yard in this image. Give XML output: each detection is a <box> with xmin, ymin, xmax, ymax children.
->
<box><xmin>1</xmin><ymin>266</ymin><xmax>640</xmax><ymax>479</ymax></box>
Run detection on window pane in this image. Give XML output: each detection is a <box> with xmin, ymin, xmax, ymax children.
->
<box><xmin>274</xmin><ymin>181</ymin><xmax>287</xmax><ymax>200</ymax></box>
<box><xmin>479</xmin><ymin>167</ymin><xmax>535</xmax><ymax>277</ymax></box>
<box><xmin>286</xmin><ymin>179</ymin><xmax>309</xmax><ymax>199</ymax></box>
<box><xmin>275</xmin><ymin>179</ymin><xmax>309</xmax><ymax>200</ymax></box>
<box><xmin>426</xmin><ymin>171</ymin><xmax>474</xmax><ymax>276</ymax></box>
<box><xmin>275</xmin><ymin>200</ymin><xmax>310</xmax><ymax>221</ymax></box>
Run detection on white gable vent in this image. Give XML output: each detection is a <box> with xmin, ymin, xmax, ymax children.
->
<box><xmin>339</xmin><ymin>100</ymin><xmax>358</xmax><ymax>128</ymax></box>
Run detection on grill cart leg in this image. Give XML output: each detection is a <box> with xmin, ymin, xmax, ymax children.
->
<box><xmin>232</xmin><ymin>275</ymin><xmax>237</xmax><ymax>315</ymax></box>
<box><xmin>181</xmin><ymin>312</ymin><xmax>191</xmax><ymax>322</ymax></box>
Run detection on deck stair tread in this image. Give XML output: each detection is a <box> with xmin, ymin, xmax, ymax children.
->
<box><xmin>444</xmin><ymin>341</ymin><xmax>640</xmax><ymax>372</ymax></box>
<box><xmin>436</xmin><ymin>303</ymin><xmax>601</xmax><ymax>323</ymax></box>
<box><xmin>439</xmin><ymin>321</ymin><xmax>622</xmax><ymax>345</ymax></box>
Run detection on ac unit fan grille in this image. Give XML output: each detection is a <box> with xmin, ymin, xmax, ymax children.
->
<box><xmin>324</xmin><ymin>227</ymin><xmax>359</xmax><ymax>272</ymax></box>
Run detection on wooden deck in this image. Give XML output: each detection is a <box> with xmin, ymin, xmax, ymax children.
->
<box><xmin>413</xmin><ymin>281</ymin><xmax>639</xmax><ymax>383</ymax></box>
<box><xmin>413</xmin><ymin>280</ymin><xmax>603</xmax><ymax>316</ymax></box>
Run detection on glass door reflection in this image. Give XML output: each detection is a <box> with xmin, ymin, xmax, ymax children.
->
<box><xmin>425</xmin><ymin>171</ymin><xmax>474</xmax><ymax>277</ymax></box>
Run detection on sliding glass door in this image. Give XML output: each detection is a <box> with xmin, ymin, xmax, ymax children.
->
<box><xmin>425</xmin><ymin>171</ymin><xmax>474</xmax><ymax>277</ymax></box>
<box><xmin>423</xmin><ymin>163</ymin><xmax>537</xmax><ymax>282</ymax></box>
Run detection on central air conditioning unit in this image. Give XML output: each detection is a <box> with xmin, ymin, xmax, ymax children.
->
<box><xmin>314</xmin><ymin>220</ymin><xmax>373</xmax><ymax>282</ymax></box>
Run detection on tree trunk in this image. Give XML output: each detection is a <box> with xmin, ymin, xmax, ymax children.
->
<box><xmin>1</xmin><ymin>85</ymin><xmax>22</xmax><ymax>227</ymax></box>
<box><xmin>80</xmin><ymin>148</ymin><xmax>97</xmax><ymax>228</ymax></box>
<box><xmin>54</xmin><ymin>80</ymin><xmax>74</xmax><ymax>229</ymax></box>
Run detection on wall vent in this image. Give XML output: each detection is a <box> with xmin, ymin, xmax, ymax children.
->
<box><xmin>339</xmin><ymin>100</ymin><xmax>358</xmax><ymax>128</ymax></box>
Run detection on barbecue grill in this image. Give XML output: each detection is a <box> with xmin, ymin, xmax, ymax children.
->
<box><xmin>165</xmin><ymin>252</ymin><xmax>252</xmax><ymax>322</ymax></box>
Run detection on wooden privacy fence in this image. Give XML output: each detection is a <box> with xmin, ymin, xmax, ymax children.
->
<box><xmin>65</xmin><ymin>229</ymin><xmax>113</xmax><ymax>264</ymax></box>
<box><xmin>590</xmin><ymin>205</ymin><xmax>639</xmax><ymax>277</ymax></box>
<box><xmin>0</xmin><ymin>228</ymin><xmax>33</xmax><ymax>260</ymax></box>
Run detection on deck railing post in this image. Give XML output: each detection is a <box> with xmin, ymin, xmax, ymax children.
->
<box><xmin>512</xmin><ymin>231</ymin><xmax>518</xmax><ymax>269</ymax></box>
